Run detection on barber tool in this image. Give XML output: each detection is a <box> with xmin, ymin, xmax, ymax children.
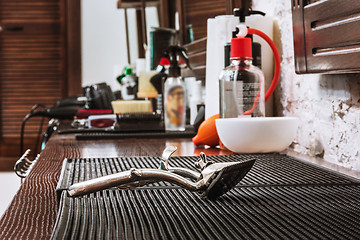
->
<box><xmin>68</xmin><ymin>146</ymin><xmax>255</xmax><ymax>200</ymax></box>
<box><xmin>192</xmin><ymin>7</ymin><xmax>281</xmax><ymax>147</ymax></box>
<box><xmin>14</xmin><ymin>149</ymin><xmax>40</xmax><ymax>182</ymax></box>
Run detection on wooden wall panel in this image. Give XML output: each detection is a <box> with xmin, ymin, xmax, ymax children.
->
<box><xmin>179</xmin><ymin>0</ymin><xmax>242</xmax><ymax>43</ymax></box>
<box><xmin>178</xmin><ymin>0</ymin><xmax>242</xmax><ymax>80</ymax></box>
<box><xmin>0</xmin><ymin>0</ymin><xmax>78</xmax><ymax>166</ymax></box>
<box><xmin>183</xmin><ymin>0</ymin><xmax>227</xmax><ymax>41</ymax></box>
<box><xmin>0</xmin><ymin>0</ymin><xmax>64</xmax><ymax>140</ymax></box>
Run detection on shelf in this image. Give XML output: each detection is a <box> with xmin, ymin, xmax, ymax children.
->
<box><xmin>117</xmin><ymin>0</ymin><xmax>159</xmax><ymax>9</ymax></box>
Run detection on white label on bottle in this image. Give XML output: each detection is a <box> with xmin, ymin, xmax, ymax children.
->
<box><xmin>223</xmin><ymin>81</ymin><xmax>243</xmax><ymax>116</ymax></box>
<box><xmin>235</xmin><ymin>81</ymin><xmax>244</xmax><ymax>114</ymax></box>
<box><xmin>243</xmin><ymin>82</ymin><xmax>260</xmax><ymax>97</ymax></box>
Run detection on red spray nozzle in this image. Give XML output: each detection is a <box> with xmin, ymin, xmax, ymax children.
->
<box><xmin>159</xmin><ymin>57</ymin><xmax>170</xmax><ymax>66</ymax></box>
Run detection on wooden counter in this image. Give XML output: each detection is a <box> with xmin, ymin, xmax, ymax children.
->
<box><xmin>1</xmin><ymin>127</ymin><xmax>360</xmax><ymax>239</ymax></box>
<box><xmin>0</xmin><ymin>130</ymin><xmax>231</xmax><ymax>239</ymax></box>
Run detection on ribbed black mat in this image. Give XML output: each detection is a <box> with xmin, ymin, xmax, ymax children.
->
<box><xmin>52</xmin><ymin>154</ymin><xmax>360</xmax><ymax>239</ymax></box>
<box><xmin>74</xmin><ymin>129</ymin><xmax>196</xmax><ymax>140</ymax></box>
<box><xmin>57</xmin><ymin>126</ymin><xmax>195</xmax><ymax>139</ymax></box>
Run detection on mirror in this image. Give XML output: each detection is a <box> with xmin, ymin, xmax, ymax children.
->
<box><xmin>81</xmin><ymin>0</ymin><xmax>160</xmax><ymax>92</ymax></box>
<box><xmin>80</xmin><ymin>0</ymin><xmax>242</xmax><ymax>91</ymax></box>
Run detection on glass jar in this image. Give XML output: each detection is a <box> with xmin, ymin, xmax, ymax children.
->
<box><xmin>219</xmin><ymin>56</ymin><xmax>265</xmax><ymax>118</ymax></box>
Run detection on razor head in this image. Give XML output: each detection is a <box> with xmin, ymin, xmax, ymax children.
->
<box><xmin>202</xmin><ymin>159</ymin><xmax>255</xmax><ymax>200</ymax></box>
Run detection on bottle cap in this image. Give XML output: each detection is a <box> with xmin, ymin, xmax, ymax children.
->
<box><xmin>125</xmin><ymin>67</ymin><xmax>132</xmax><ymax>75</ymax></box>
<box><xmin>230</xmin><ymin>37</ymin><xmax>252</xmax><ymax>58</ymax></box>
<box><xmin>159</xmin><ymin>57</ymin><xmax>170</xmax><ymax>66</ymax></box>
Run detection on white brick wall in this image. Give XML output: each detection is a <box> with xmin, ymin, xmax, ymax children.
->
<box><xmin>253</xmin><ymin>0</ymin><xmax>360</xmax><ymax>170</ymax></box>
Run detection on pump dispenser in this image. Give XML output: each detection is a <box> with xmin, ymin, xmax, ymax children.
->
<box><xmin>163</xmin><ymin>46</ymin><xmax>191</xmax><ymax>131</ymax></box>
<box><xmin>193</xmin><ymin>6</ymin><xmax>281</xmax><ymax>147</ymax></box>
<box><xmin>219</xmin><ymin>7</ymin><xmax>281</xmax><ymax>119</ymax></box>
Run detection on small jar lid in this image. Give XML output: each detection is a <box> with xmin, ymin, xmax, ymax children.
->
<box><xmin>230</xmin><ymin>37</ymin><xmax>252</xmax><ymax>58</ymax></box>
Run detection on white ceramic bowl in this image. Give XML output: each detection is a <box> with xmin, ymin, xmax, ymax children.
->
<box><xmin>215</xmin><ymin>117</ymin><xmax>299</xmax><ymax>153</ymax></box>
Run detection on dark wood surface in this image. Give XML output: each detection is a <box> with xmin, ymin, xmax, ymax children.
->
<box><xmin>0</xmin><ymin>129</ymin><xmax>232</xmax><ymax>239</ymax></box>
<box><xmin>65</xmin><ymin>0</ymin><xmax>82</xmax><ymax>97</ymax></box>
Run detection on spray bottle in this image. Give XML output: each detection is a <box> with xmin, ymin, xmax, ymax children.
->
<box><xmin>119</xmin><ymin>67</ymin><xmax>137</xmax><ymax>100</ymax></box>
<box><xmin>193</xmin><ymin>8</ymin><xmax>281</xmax><ymax>146</ymax></box>
<box><xmin>163</xmin><ymin>46</ymin><xmax>191</xmax><ymax>131</ymax></box>
<box><xmin>219</xmin><ymin>8</ymin><xmax>281</xmax><ymax>119</ymax></box>
<box><xmin>219</xmin><ymin>26</ymin><xmax>265</xmax><ymax>118</ymax></box>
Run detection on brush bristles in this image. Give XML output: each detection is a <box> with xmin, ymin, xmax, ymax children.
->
<box><xmin>111</xmin><ymin>100</ymin><xmax>153</xmax><ymax>114</ymax></box>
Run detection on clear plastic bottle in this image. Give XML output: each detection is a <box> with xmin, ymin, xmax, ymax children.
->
<box><xmin>163</xmin><ymin>45</ymin><xmax>190</xmax><ymax>131</ymax></box>
<box><xmin>121</xmin><ymin>68</ymin><xmax>137</xmax><ymax>100</ymax></box>
<box><xmin>164</xmin><ymin>76</ymin><xmax>186</xmax><ymax>131</ymax></box>
<box><xmin>219</xmin><ymin>37</ymin><xmax>265</xmax><ymax>118</ymax></box>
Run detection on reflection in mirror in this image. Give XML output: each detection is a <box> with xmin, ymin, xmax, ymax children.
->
<box><xmin>80</xmin><ymin>0</ymin><xmax>241</xmax><ymax>92</ymax></box>
<box><xmin>81</xmin><ymin>0</ymin><xmax>159</xmax><ymax>92</ymax></box>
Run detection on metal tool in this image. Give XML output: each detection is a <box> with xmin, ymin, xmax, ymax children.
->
<box><xmin>68</xmin><ymin>146</ymin><xmax>255</xmax><ymax>200</ymax></box>
<box><xmin>14</xmin><ymin>149</ymin><xmax>40</xmax><ymax>182</ymax></box>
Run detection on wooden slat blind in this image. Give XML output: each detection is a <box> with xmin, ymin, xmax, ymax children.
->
<box><xmin>178</xmin><ymin>0</ymin><xmax>242</xmax><ymax>43</ymax></box>
<box><xmin>0</xmin><ymin>0</ymin><xmax>65</xmax><ymax>138</ymax></box>
<box><xmin>183</xmin><ymin>0</ymin><xmax>227</xmax><ymax>40</ymax></box>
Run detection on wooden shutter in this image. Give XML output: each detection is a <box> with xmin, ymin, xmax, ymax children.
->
<box><xmin>177</xmin><ymin>0</ymin><xmax>242</xmax><ymax>43</ymax></box>
<box><xmin>0</xmin><ymin>0</ymin><xmax>66</xmax><ymax>159</ymax></box>
<box><xmin>178</xmin><ymin>0</ymin><xmax>242</xmax><ymax>80</ymax></box>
